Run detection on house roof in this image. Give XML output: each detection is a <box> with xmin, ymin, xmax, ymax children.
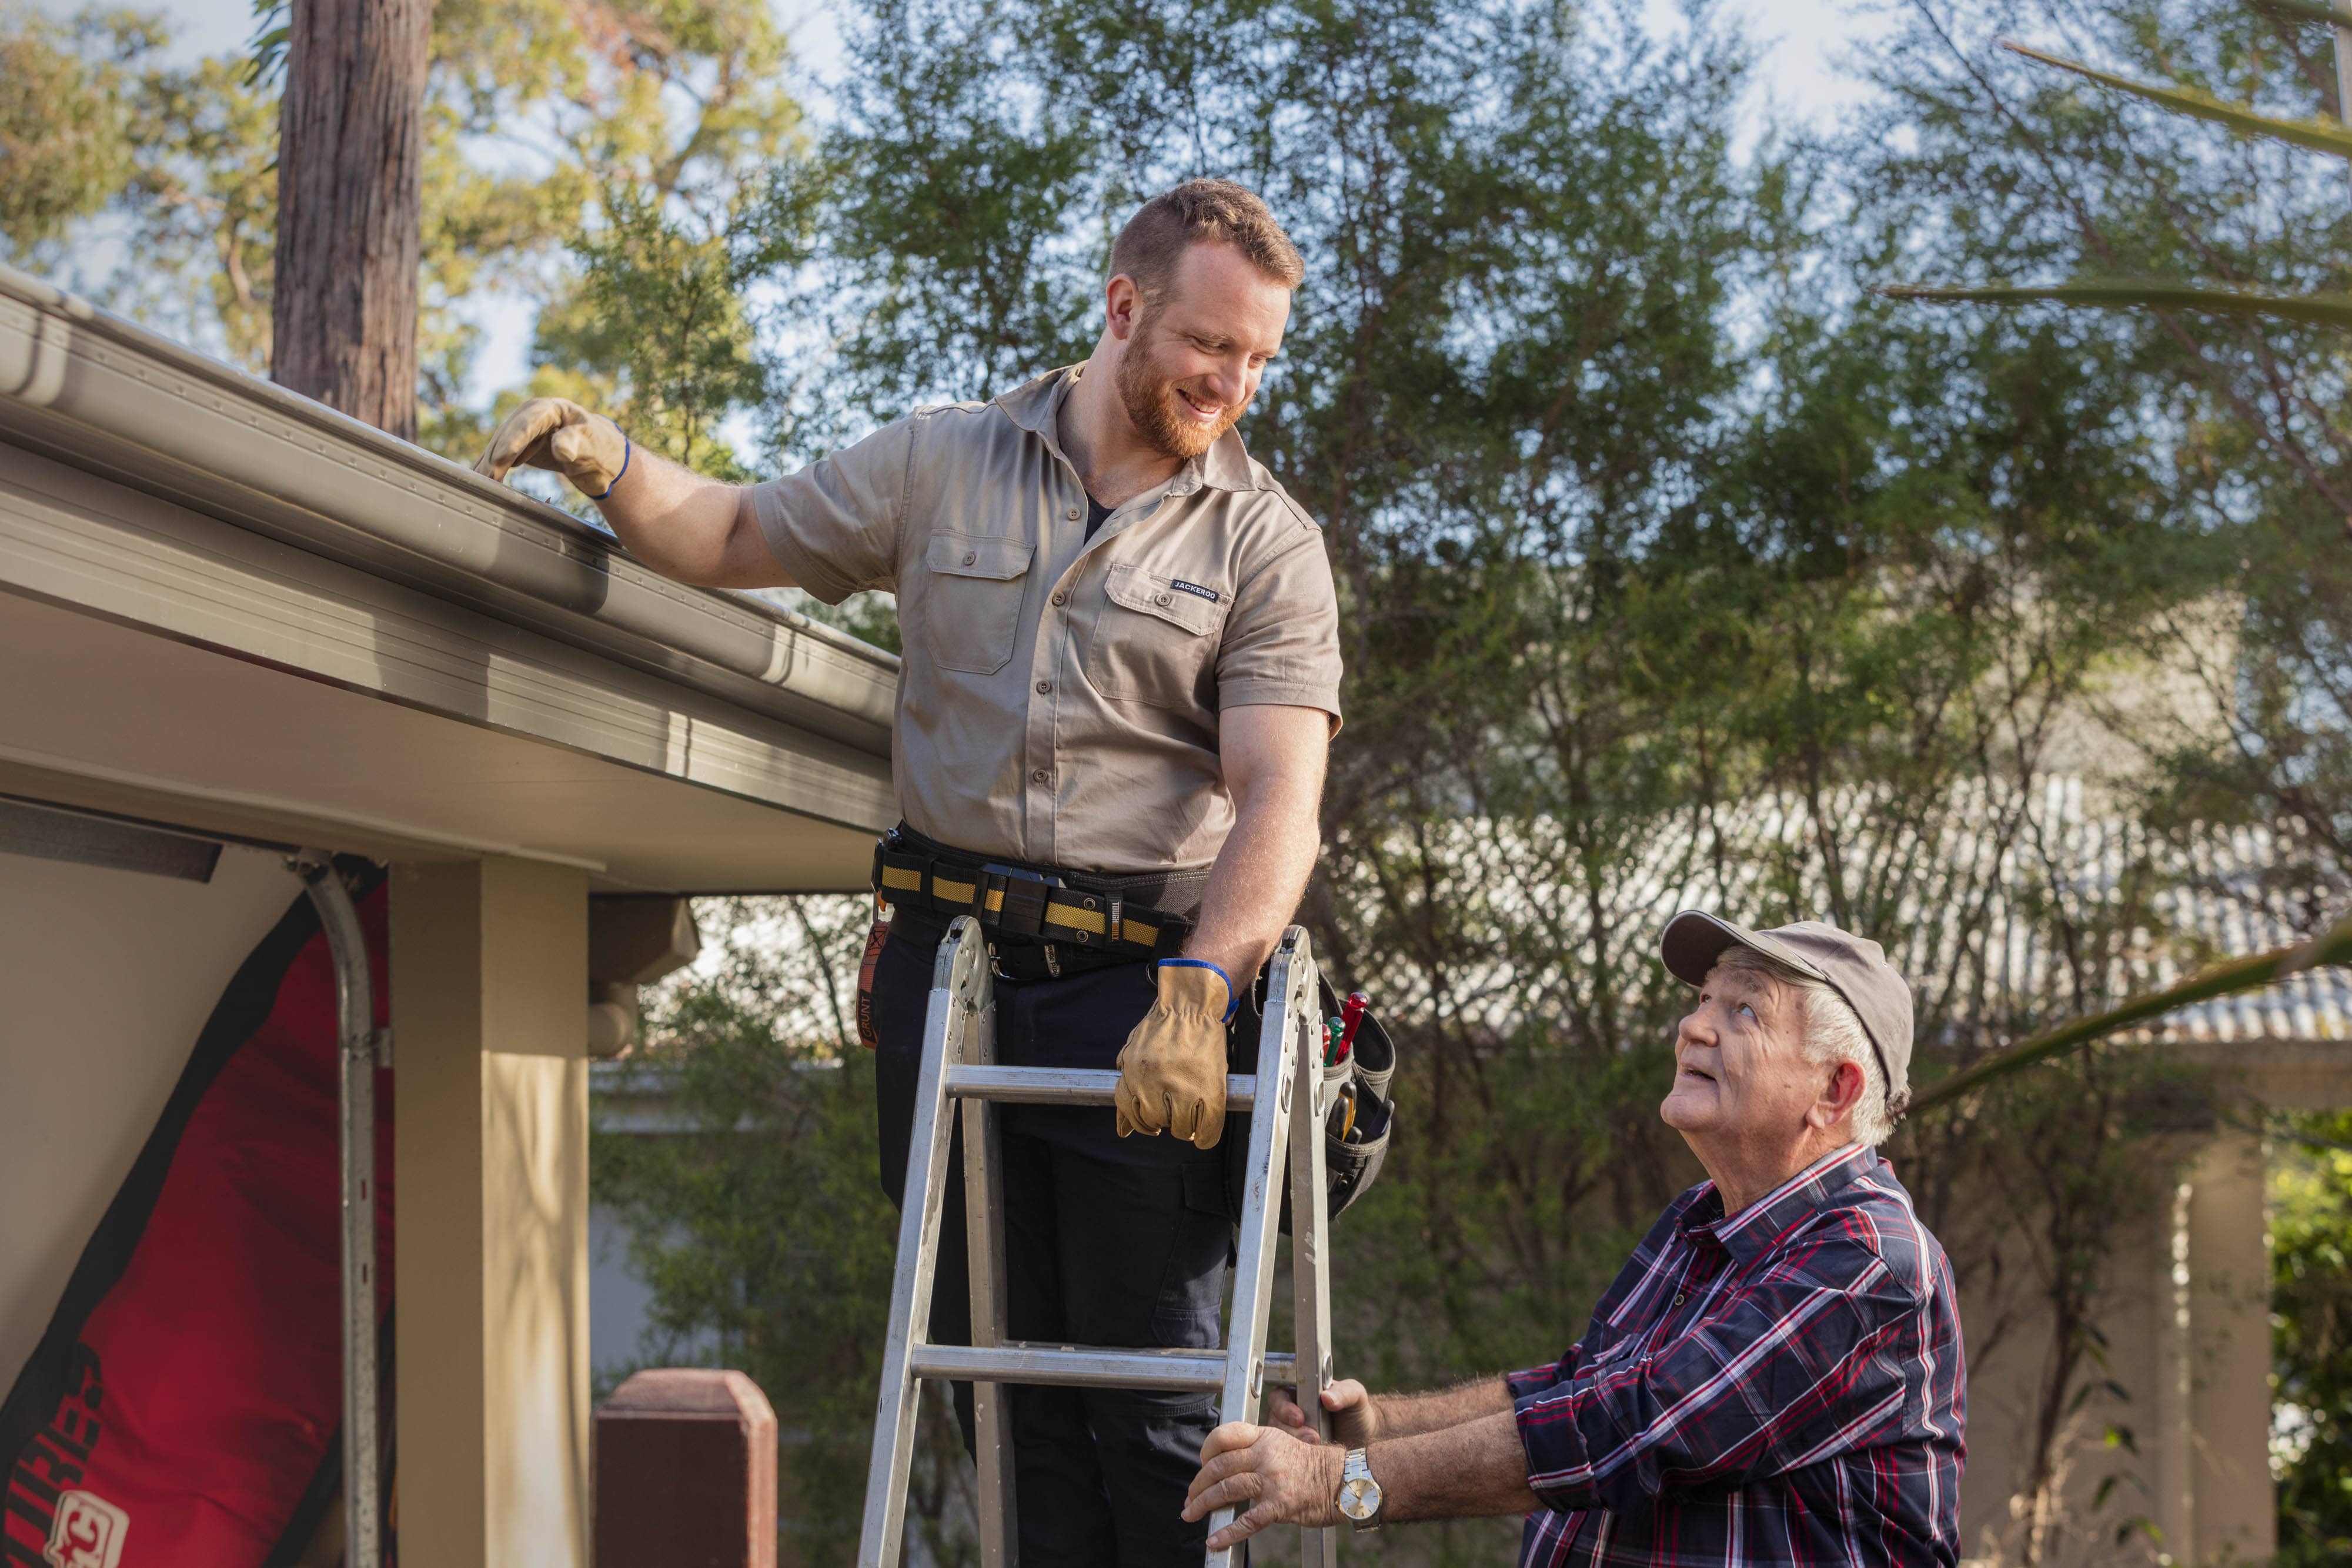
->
<box><xmin>0</xmin><ymin>265</ymin><xmax>901</xmax><ymax>891</ymax></box>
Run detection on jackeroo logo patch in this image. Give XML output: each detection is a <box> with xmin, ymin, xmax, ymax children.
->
<box><xmin>45</xmin><ymin>1491</ymin><xmax>128</xmax><ymax>1568</ymax></box>
<box><xmin>1169</xmin><ymin>579</ymin><xmax>1221</xmax><ymax>604</ymax></box>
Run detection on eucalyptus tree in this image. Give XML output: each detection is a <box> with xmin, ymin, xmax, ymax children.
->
<box><xmin>0</xmin><ymin>0</ymin><xmax>803</xmax><ymax>460</ymax></box>
<box><xmin>269</xmin><ymin>0</ymin><xmax>433</xmax><ymax>439</ymax></box>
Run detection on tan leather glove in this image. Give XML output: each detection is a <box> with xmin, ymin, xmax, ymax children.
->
<box><xmin>473</xmin><ymin>397</ymin><xmax>630</xmax><ymax>497</ymax></box>
<box><xmin>1115</xmin><ymin>961</ymin><xmax>1232</xmax><ymax>1151</ymax></box>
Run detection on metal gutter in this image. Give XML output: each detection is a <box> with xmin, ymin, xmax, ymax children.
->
<box><xmin>0</xmin><ymin>265</ymin><xmax>897</xmax><ymax>758</ymax></box>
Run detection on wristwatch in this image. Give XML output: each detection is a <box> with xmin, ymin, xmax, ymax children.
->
<box><xmin>1336</xmin><ymin>1447</ymin><xmax>1384</xmax><ymax>1532</ymax></box>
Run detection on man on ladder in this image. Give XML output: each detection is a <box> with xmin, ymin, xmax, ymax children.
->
<box><xmin>476</xmin><ymin>179</ymin><xmax>1344</xmax><ymax>1564</ymax></box>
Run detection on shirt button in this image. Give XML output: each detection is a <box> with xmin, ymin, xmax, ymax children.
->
<box><xmin>1675</xmin><ymin>1292</ymin><xmax>1686</xmax><ymax>1307</ymax></box>
<box><xmin>1035</xmin><ymin>680</ymin><xmax>1053</xmax><ymax>695</ymax></box>
<box><xmin>1051</xmin><ymin>591</ymin><xmax>1068</xmax><ymax>607</ymax></box>
<box><xmin>1066</xmin><ymin>506</ymin><xmax>1082</xmax><ymax>521</ymax></box>
<box><xmin>1155</xmin><ymin>591</ymin><xmax>1172</xmax><ymax>607</ymax></box>
<box><xmin>1031</xmin><ymin>770</ymin><xmax>1050</xmax><ymax>784</ymax></box>
<box><xmin>962</xmin><ymin>551</ymin><xmax>977</xmax><ymax>566</ymax></box>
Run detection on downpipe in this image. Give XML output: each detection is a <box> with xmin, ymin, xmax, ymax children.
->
<box><xmin>289</xmin><ymin>852</ymin><xmax>387</xmax><ymax>1568</ymax></box>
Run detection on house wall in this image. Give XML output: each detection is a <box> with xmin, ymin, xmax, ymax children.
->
<box><xmin>589</xmin><ymin>1207</ymin><xmax>724</xmax><ymax>1386</ymax></box>
<box><xmin>0</xmin><ymin>843</ymin><xmax>299</xmax><ymax>1392</ymax></box>
<box><xmin>1951</xmin><ymin>1129</ymin><xmax>2277</xmax><ymax>1567</ymax></box>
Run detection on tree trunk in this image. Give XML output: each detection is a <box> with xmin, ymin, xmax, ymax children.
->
<box><xmin>269</xmin><ymin>0</ymin><xmax>433</xmax><ymax>442</ymax></box>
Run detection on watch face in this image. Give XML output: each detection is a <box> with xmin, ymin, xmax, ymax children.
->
<box><xmin>1338</xmin><ymin>1476</ymin><xmax>1381</xmax><ymax>1521</ymax></box>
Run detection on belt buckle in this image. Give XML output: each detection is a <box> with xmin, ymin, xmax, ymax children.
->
<box><xmin>980</xmin><ymin>862</ymin><xmax>1059</xmax><ymax>938</ymax></box>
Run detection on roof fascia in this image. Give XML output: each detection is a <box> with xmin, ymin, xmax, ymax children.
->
<box><xmin>0</xmin><ymin>265</ymin><xmax>897</xmax><ymax>760</ymax></box>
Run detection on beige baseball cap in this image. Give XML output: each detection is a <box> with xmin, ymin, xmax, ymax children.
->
<box><xmin>1659</xmin><ymin>911</ymin><xmax>1915</xmax><ymax>1116</ymax></box>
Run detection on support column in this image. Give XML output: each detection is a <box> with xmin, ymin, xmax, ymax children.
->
<box><xmin>2186</xmin><ymin>1131</ymin><xmax>2274</xmax><ymax>1566</ymax></box>
<box><xmin>2150</xmin><ymin>1175</ymin><xmax>2195</xmax><ymax>1560</ymax></box>
<box><xmin>392</xmin><ymin>857</ymin><xmax>590</xmax><ymax>1568</ymax></box>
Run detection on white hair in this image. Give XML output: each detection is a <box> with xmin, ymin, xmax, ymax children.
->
<box><xmin>1713</xmin><ymin>946</ymin><xmax>1893</xmax><ymax>1146</ymax></box>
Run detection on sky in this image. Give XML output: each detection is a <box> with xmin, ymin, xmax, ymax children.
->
<box><xmin>81</xmin><ymin>0</ymin><xmax>1897</xmax><ymax>112</ymax></box>
<box><xmin>46</xmin><ymin>0</ymin><xmax>1900</xmax><ymax>411</ymax></box>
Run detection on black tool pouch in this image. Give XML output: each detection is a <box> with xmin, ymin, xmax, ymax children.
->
<box><xmin>1314</xmin><ymin>975</ymin><xmax>1396</xmax><ymax>1230</ymax></box>
<box><xmin>1222</xmin><ymin>974</ymin><xmax>1399</xmax><ymax>1234</ymax></box>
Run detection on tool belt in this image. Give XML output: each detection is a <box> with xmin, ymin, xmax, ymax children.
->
<box><xmin>870</xmin><ymin>824</ymin><xmax>1205</xmax><ymax>961</ymax></box>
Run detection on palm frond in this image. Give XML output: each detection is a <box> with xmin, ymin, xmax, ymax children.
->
<box><xmin>2245</xmin><ymin>0</ymin><xmax>2351</xmax><ymax>31</ymax></box>
<box><xmin>1881</xmin><ymin>280</ymin><xmax>2352</xmax><ymax>329</ymax></box>
<box><xmin>1907</xmin><ymin>910</ymin><xmax>2352</xmax><ymax>1115</ymax></box>
<box><xmin>2004</xmin><ymin>39</ymin><xmax>2352</xmax><ymax>160</ymax></box>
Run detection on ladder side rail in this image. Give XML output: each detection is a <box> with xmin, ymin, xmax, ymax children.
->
<box><xmin>1205</xmin><ymin>927</ymin><xmax>1311</xmax><ymax>1567</ymax></box>
<box><xmin>1288</xmin><ymin>1001</ymin><xmax>1339</xmax><ymax>1568</ymax></box>
<box><xmin>857</xmin><ymin>916</ymin><xmax>987</xmax><ymax>1567</ymax></box>
<box><xmin>961</xmin><ymin>959</ymin><xmax>1018</xmax><ymax>1566</ymax></box>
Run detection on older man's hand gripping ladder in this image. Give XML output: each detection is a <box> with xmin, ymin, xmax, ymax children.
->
<box><xmin>856</xmin><ymin>917</ymin><xmax>1344</xmax><ymax>1568</ymax></box>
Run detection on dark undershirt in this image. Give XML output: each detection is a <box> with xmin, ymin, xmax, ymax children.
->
<box><xmin>1085</xmin><ymin>494</ymin><xmax>1113</xmax><ymax>541</ymax></box>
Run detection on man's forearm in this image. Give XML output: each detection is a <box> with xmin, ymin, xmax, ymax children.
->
<box><xmin>1185</xmin><ymin>781</ymin><xmax>1318</xmax><ymax>981</ymax></box>
<box><xmin>1186</xmin><ymin>1379</ymin><xmax>1534</xmax><ymax>1544</ymax></box>
<box><xmin>1185</xmin><ymin>706</ymin><xmax>1327</xmax><ymax>983</ymax></box>
<box><xmin>593</xmin><ymin>443</ymin><xmax>783</xmax><ymax>589</ymax></box>
<box><xmin>1368</xmin><ymin>1376</ymin><xmax>1512</xmax><ymax>1440</ymax></box>
<box><xmin>1372</xmin><ymin>1407</ymin><xmax>1542</xmax><ymax>1523</ymax></box>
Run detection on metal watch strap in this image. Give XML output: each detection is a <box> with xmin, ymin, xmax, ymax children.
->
<box><xmin>1341</xmin><ymin>1447</ymin><xmax>1383</xmax><ymax>1532</ymax></box>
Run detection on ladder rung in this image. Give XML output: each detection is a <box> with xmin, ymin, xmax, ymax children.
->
<box><xmin>944</xmin><ymin>1065</ymin><xmax>1259</xmax><ymax>1109</ymax></box>
<box><xmin>910</xmin><ymin>1342</ymin><xmax>1298</xmax><ymax>1392</ymax></box>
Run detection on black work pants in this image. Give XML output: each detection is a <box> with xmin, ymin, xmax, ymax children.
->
<box><xmin>872</xmin><ymin>918</ymin><xmax>1239</xmax><ymax>1568</ymax></box>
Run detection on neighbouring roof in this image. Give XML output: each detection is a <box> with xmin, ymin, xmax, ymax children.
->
<box><xmin>1332</xmin><ymin>778</ymin><xmax>2351</xmax><ymax>1056</ymax></box>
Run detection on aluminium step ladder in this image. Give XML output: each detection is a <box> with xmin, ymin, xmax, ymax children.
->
<box><xmin>857</xmin><ymin>915</ymin><xmax>1342</xmax><ymax>1568</ymax></box>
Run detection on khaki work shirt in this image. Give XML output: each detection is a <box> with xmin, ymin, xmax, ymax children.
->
<box><xmin>751</xmin><ymin>366</ymin><xmax>1342</xmax><ymax>873</ymax></box>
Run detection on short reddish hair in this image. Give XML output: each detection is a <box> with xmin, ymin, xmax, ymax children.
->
<box><xmin>1109</xmin><ymin>179</ymin><xmax>1305</xmax><ymax>306</ymax></box>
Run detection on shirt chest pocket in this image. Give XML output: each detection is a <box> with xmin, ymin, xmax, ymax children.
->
<box><xmin>1088</xmin><ymin>563</ymin><xmax>1227</xmax><ymax>709</ymax></box>
<box><xmin>923</xmin><ymin>533</ymin><xmax>1035</xmax><ymax>676</ymax></box>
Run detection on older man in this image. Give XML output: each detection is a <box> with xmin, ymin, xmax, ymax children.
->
<box><xmin>1184</xmin><ymin>912</ymin><xmax>1967</xmax><ymax>1564</ymax></box>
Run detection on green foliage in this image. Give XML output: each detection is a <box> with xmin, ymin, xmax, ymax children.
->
<box><xmin>1</xmin><ymin>14</ymin><xmax>279</xmax><ymax>366</ymax></box>
<box><xmin>2274</xmin><ymin>1110</ymin><xmax>2352</xmax><ymax>1565</ymax></box>
<box><xmin>433</xmin><ymin>0</ymin><xmax>804</xmax><ymax>468</ymax></box>
<box><xmin>531</xmin><ymin>188</ymin><xmax>776</xmax><ymax>480</ymax></box>
<box><xmin>1865</xmin><ymin>1</ymin><xmax>2352</xmax><ymax>1550</ymax></box>
<box><xmin>0</xmin><ymin>2</ymin><xmax>803</xmax><ymax>467</ymax></box>
<box><xmin>1867</xmin><ymin>0</ymin><xmax>2352</xmax><ymax>1017</ymax></box>
<box><xmin>243</xmin><ymin>0</ymin><xmax>288</xmax><ymax>88</ymax></box>
<box><xmin>1889</xmin><ymin>8</ymin><xmax>2352</xmax><ymax>334</ymax></box>
<box><xmin>0</xmin><ymin>9</ymin><xmax>153</xmax><ymax>255</ymax></box>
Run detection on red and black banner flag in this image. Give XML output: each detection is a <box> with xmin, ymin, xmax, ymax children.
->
<box><xmin>1</xmin><ymin>864</ymin><xmax>392</xmax><ymax>1568</ymax></box>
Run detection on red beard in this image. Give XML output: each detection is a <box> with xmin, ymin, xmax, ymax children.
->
<box><xmin>1117</xmin><ymin>321</ymin><xmax>1244</xmax><ymax>460</ymax></box>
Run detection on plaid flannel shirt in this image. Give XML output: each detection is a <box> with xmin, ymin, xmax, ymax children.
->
<box><xmin>1508</xmin><ymin>1142</ymin><xmax>1966</xmax><ymax>1566</ymax></box>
